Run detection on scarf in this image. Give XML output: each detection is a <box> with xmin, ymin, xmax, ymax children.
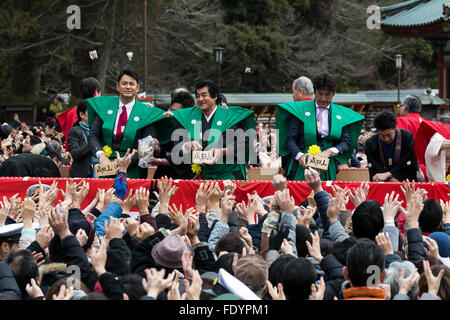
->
<box><xmin>79</xmin><ymin>122</ymin><xmax>90</xmax><ymax>144</ymax></box>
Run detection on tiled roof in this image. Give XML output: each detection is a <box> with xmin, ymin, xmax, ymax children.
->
<box><xmin>146</xmin><ymin>89</ymin><xmax>445</xmax><ymax>107</ymax></box>
<box><xmin>380</xmin><ymin>0</ymin><xmax>450</xmax><ymax>28</ymax></box>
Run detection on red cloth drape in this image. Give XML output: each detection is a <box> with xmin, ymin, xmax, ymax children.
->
<box><xmin>0</xmin><ymin>177</ymin><xmax>447</xmax><ymax>211</ymax></box>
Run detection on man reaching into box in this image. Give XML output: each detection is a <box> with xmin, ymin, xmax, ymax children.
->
<box><xmin>169</xmin><ymin>79</ymin><xmax>255</xmax><ymax>180</ymax></box>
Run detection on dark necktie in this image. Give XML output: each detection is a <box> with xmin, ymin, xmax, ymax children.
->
<box><xmin>116</xmin><ymin>105</ymin><xmax>127</xmax><ymax>140</ymax></box>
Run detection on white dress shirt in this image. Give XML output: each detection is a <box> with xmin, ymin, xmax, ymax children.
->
<box><xmin>182</xmin><ymin>106</ymin><xmax>217</xmax><ymax>154</ymax></box>
<box><xmin>96</xmin><ymin>99</ymin><xmax>136</xmax><ymax>158</ymax></box>
<box><xmin>295</xmin><ymin>102</ymin><xmax>339</xmax><ymax>160</ymax></box>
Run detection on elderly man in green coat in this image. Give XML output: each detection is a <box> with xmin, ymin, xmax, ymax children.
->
<box><xmin>276</xmin><ymin>72</ymin><xmax>364</xmax><ymax>181</ymax></box>
<box><xmin>170</xmin><ymin>79</ymin><xmax>255</xmax><ymax>180</ymax></box>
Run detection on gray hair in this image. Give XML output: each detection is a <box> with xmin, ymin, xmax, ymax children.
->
<box><xmin>293</xmin><ymin>76</ymin><xmax>314</xmax><ymax>95</ymax></box>
<box><xmin>384</xmin><ymin>261</ymin><xmax>419</xmax><ymax>300</ymax></box>
<box><xmin>401</xmin><ymin>95</ymin><xmax>422</xmax><ymax>113</ymax></box>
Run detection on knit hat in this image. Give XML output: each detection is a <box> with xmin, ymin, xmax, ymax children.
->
<box><xmin>151</xmin><ymin>234</ymin><xmax>193</xmax><ymax>269</ymax></box>
<box><xmin>427</xmin><ymin>232</ymin><xmax>450</xmax><ymax>258</ymax></box>
<box><xmin>234</xmin><ymin>254</ymin><xmax>268</xmax><ymax>292</ymax></box>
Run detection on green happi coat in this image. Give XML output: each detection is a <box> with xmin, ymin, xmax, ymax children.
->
<box><xmin>86</xmin><ymin>96</ymin><xmax>170</xmax><ymax>179</ymax></box>
<box><xmin>171</xmin><ymin>105</ymin><xmax>255</xmax><ymax>180</ymax></box>
<box><xmin>276</xmin><ymin>100</ymin><xmax>364</xmax><ymax>181</ymax></box>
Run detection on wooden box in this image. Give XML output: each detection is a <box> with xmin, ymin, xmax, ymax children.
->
<box><xmin>246</xmin><ymin>167</ymin><xmax>280</xmax><ymax>181</ymax></box>
<box><xmin>336</xmin><ymin>168</ymin><xmax>370</xmax><ymax>181</ymax></box>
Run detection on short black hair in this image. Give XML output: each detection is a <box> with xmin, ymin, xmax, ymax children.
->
<box><xmin>419</xmin><ymin>199</ymin><xmax>443</xmax><ymax>233</ymax></box>
<box><xmin>281</xmin><ymin>258</ymin><xmax>317</xmax><ymax>300</ymax></box>
<box><xmin>332</xmin><ymin>237</ymin><xmax>358</xmax><ymax>265</ymax></box>
<box><xmin>401</xmin><ymin>95</ymin><xmax>422</xmax><ymax>114</ymax></box>
<box><xmin>268</xmin><ymin>254</ymin><xmax>297</xmax><ymax>287</ymax></box>
<box><xmin>80</xmin><ymin>77</ymin><xmax>101</xmax><ymax>99</ymax></box>
<box><xmin>313</xmin><ymin>72</ymin><xmax>337</xmax><ymax>93</ymax></box>
<box><xmin>295</xmin><ymin>225</ymin><xmax>312</xmax><ymax>258</ymax></box>
<box><xmin>76</xmin><ymin>100</ymin><xmax>87</xmax><ymax>121</ymax></box>
<box><xmin>215</xmin><ymin>232</ymin><xmax>245</xmax><ymax>257</ymax></box>
<box><xmin>120</xmin><ymin>274</ymin><xmax>146</xmax><ymax>300</ymax></box>
<box><xmin>374</xmin><ymin>111</ymin><xmax>397</xmax><ymax>131</ymax></box>
<box><xmin>171</xmin><ymin>91</ymin><xmax>195</xmax><ymax>108</ymax></box>
<box><xmin>346</xmin><ymin>240</ymin><xmax>385</xmax><ymax>287</ymax></box>
<box><xmin>352</xmin><ymin>200</ymin><xmax>384</xmax><ymax>241</ymax></box>
<box><xmin>117</xmin><ymin>69</ymin><xmax>140</xmax><ymax>84</ymax></box>
<box><xmin>195</xmin><ymin>79</ymin><xmax>222</xmax><ymax>104</ymax></box>
<box><xmin>6</xmin><ymin>249</ymin><xmax>39</xmax><ymax>298</ymax></box>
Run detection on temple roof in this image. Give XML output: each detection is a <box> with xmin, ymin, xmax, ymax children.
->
<box><xmin>380</xmin><ymin>0</ymin><xmax>450</xmax><ymax>28</ymax></box>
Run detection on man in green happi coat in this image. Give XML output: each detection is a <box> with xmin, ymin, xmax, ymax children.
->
<box><xmin>276</xmin><ymin>72</ymin><xmax>364</xmax><ymax>181</ymax></box>
<box><xmin>87</xmin><ymin>69</ymin><xmax>169</xmax><ymax>179</ymax></box>
<box><xmin>170</xmin><ymin>79</ymin><xmax>255</xmax><ymax>180</ymax></box>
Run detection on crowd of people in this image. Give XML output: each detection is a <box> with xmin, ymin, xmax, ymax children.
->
<box><xmin>0</xmin><ymin>165</ymin><xmax>448</xmax><ymax>301</ymax></box>
<box><xmin>0</xmin><ymin>69</ymin><xmax>448</xmax><ymax>301</ymax></box>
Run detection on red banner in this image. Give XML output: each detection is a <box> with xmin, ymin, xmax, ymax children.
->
<box><xmin>0</xmin><ymin>177</ymin><xmax>448</xmax><ymax>211</ymax></box>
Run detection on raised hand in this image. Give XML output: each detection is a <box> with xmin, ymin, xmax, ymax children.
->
<box><xmin>104</xmin><ymin>217</ymin><xmax>123</xmax><ymax>241</ymax></box>
<box><xmin>381</xmin><ymin>191</ymin><xmax>402</xmax><ymax>224</ymax></box>
<box><xmin>123</xmin><ymin>218</ymin><xmax>139</xmax><ymax>237</ymax></box>
<box><xmin>266</xmin><ymin>280</ymin><xmax>286</xmax><ymax>300</ymax></box>
<box><xmin>22</xmin><ymin>197</ymin><xmax>37</xmax><ymax>228</ymax></box>
<box><xmin>136</xmin><ymin>222</ymin><xmax>155</xmax><ymax>241</ymax></box>
<box><xmin>26</xmin><ymin>278</ymin><xmax>44</xmax><ymax>299</ymax></box>
<box><xmin>36</xmin><ymin>225</ymin><xmax>54</xmax><ymax>250</ymax></box>
<box><xmin>326</xmin><ymin>196</ymin><xmax>343</xmax><ymax>225</ymax></box>
<box><xmin>397</xmin><ymin>268</ymin><xmax>419</xmax><ymax>296</ymax></box>
<box><xmin>121</xmin><ymin>189</ymin><xmax>136</xmax><ymax>214</ymax></box>
<box><xmin>404</xmin><ymin>193</ymin><xmax>423</xmax><ymax>229</ymax></box>
<box><xmin>71</xmin><ymin>180</ymin><xmax>90</xmax><ymax>209</ymax></box>
<box><xmin>154</xmin><ymin>176</ymin><xmax>179</xmax><ymax>214</ymax></box>
<box><xmin>48</xmin><ymin>206</ymin><xmax>71</xmax><ymax>239</ymax></box>
<box><xmin>375</xmin><ymin>232</ymin><xmax>393</xmax><ymax>255</ymax></box>
<box><xmin>274</xmin><ymin>189</ymin><xmax>295</xmax><ymax>213</ymax></box>
<box><xmin>304</xmin><ymin>168</ymin><xmax>323</xmax><ymax>194</ymax></box>
<box><xmin>297</xmin><ymin>206</ymin><xmax>314</xmax><ymax>228</ymax></box>
<box><xmin>181</xmin><ymin>250</ymin><xmax>194</xmax><ymax>280</ymax></box>
<box><xmin>272</xmin><ymin>174</ymin><xmax>287</xmax><ymax>192</ymax></box>
<box><xmin>168</xmin><ymin>204</ymin><xmax>187</xmax><ymax>232</ymax></box>
<box><xmin>423</xmin><ymin>259</ymin><xmax>445</xmax><ymax>297</ymax></box>
<box><xmin>219</xmin><ymin>191</ymin><xmax>235</xmax><ymax>223</ymax></box>
<box><xmin>306</xmin><ymin>231</ymin><xmax>323</xmax><ymax>263</ymax></box>
<box><xmin>52</xmin><ymin>284</ymin><xmax>74</xmax><ymax>300</ymax></box>
<box><xmin>142</xmin><ymin>268</ymin><xmax>176</xmax><ymax>299</ymax></box>
<box><xmin>135</xmin><ymin>187</ymin><xmax>150</xmax><ymax>216</ymax></box>
<box><xmin>424</xmin><ymin>237</ymin><xmax>441</xmax><ymax>259</ymax></box>
<box><xmin>195</xmin><ymin>181</ymin><xmax>215</xmax><ymax>213</ymax></box>
<box><xmin>310</xmin><ymin>277</ymin><xmax>326</xmax><ymax>300</ymax></box>
<box><xmin>349</xmin><ymin>182</ymin><xmax>369</xmax><ymax>209</ymax></box>
<box><xmin>90</xmin><ymin>236</ymin><xmax>108</xmax><ymax>276</ymax></box>
<box><xmin>239</xmin><ymin>227</ymin><xmax>253</xmax><ymax>249</ymax></box>
<box><xmin>183</xmin><ymin>269</ymin><xmax>203</xmax><ymax>300</ymax></box>
<box><xmin>116</xmin><ymin>148</ymin><xmax>137</xmax><ymax>174</ymax></box>
<box><xmin>400</xmin><ymin>179</ymin><xmax>415</xmax><ymax>205</ymax></box>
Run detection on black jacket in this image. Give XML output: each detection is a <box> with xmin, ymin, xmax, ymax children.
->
<box><xmin>365</xmin><ymin>129</ymin><xmax>418</xmax><ymax>182</ymax></box>
<box><xmin>320</xmin><ymin>254</ymin><xmax>345</xmax><ymax>300</ymax></box>
<box><xmin>286</xmin><ymin>115</ymin><xmax>352</xmax><ymax>179</ymax></box>
<box><xmin>68</xmin><ymin>124</ymin><xmax>92</xmax><ymax>177</ymax></box>
<box><xmin>0</xmin><ymin>153</ymin><xmax>61</xmax><ymax>177</ymax></box>
<box><xmin>0</xmin><ymin>261</ymin><xmax>21</xmax><ymax>300</ymax></box>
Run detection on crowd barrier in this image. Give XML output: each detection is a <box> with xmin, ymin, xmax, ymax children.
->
<box><xmin>0</xmin><ymin>177</ymin><xmax>449</xmax><ymax>211</ymax></box>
